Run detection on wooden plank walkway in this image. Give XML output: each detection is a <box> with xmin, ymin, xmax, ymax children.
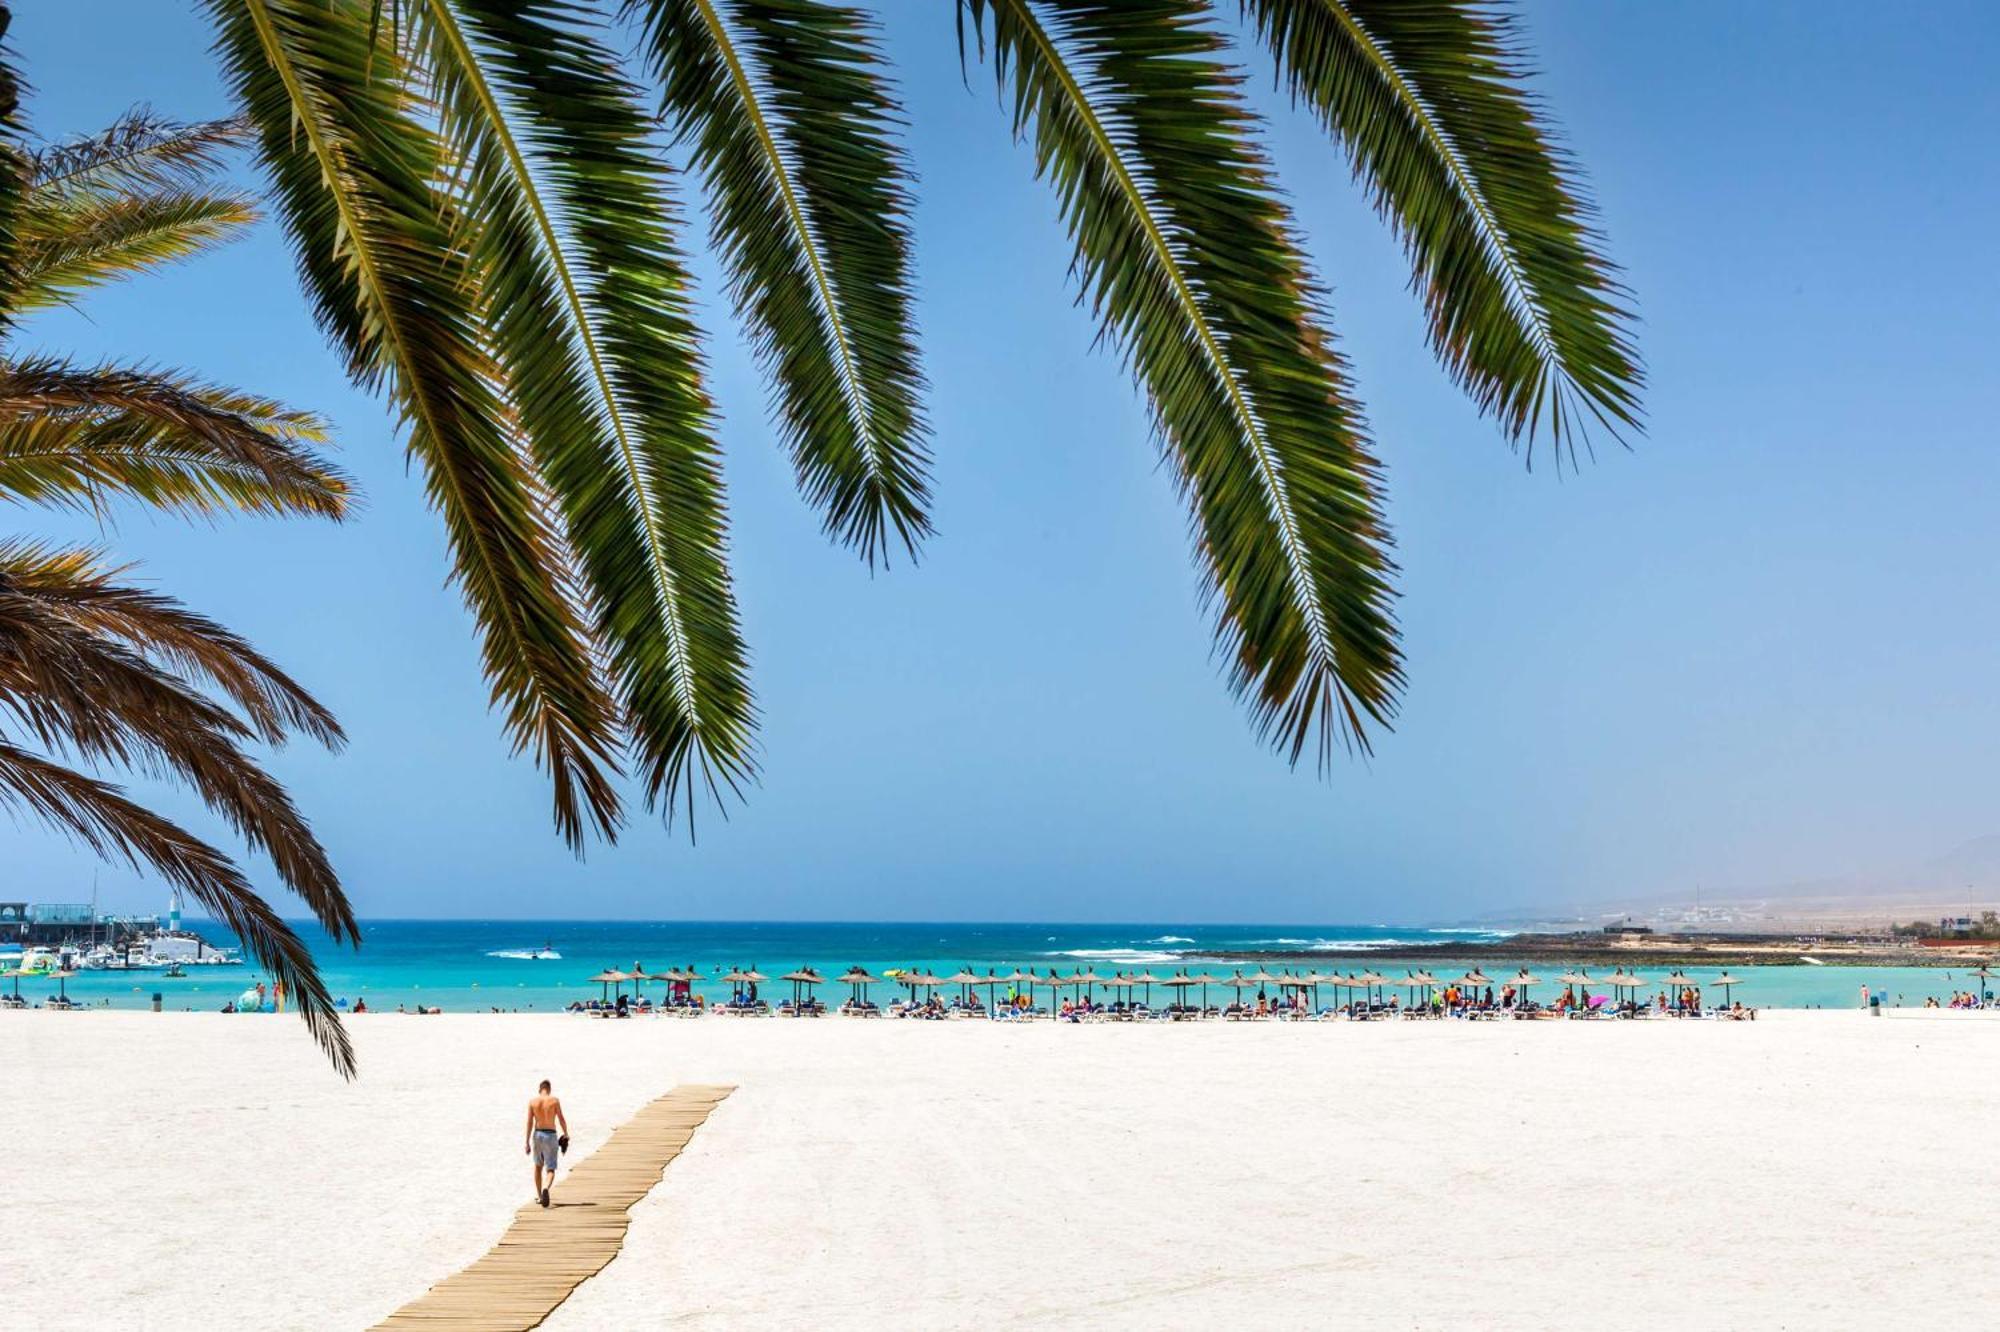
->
<box><xmin>374</xmin><ymin>1083</ymin><xmax>734</xmax><ymax>1331</ymax></box>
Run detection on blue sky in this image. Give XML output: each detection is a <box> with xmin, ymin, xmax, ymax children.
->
<box><xmin>7</xmin><ymin>2</ymin><xmax>1999</xmax><ymax>923</ymax></box>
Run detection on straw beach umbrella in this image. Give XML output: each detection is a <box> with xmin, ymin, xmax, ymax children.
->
<box><xmin>1602</xmin><ymin>971</ymin><xmax>1643</xmax><ymax>1008</ymax></box>
<box><xmin>979</xmin><ymin>971</ymin><xmax>1010</xmax><ymax>1011</ymax></box>
<box><xmin>586</xmin><ymin>968</ymin><xmax>626</xmax><ymax>1002</ymax></box>
<box><xmin>839</xmin><ymin>967</ymin><xmax>882</xmax><ymax>1006</ymax></box>
<box><xmin>782</xmin><ymin>968</ymin><xmax>825</xmax><ymax>1006</ymax></box>
<box><xmin>1971</xmin><ymin>965</ymin><xmax>1994</xmax><ymax>1006</ymax></box>
<box><xmin>1512</xmin><ymin>970</ymin><xmax>1540</xmax><ymax>1007</ymax></box>
<box><xmin>1034</xmin><ymin>971</ymin><xmax>1067</xmax><ymax>1010</ymax></box>
<box><xmin>1712</xmin><ymin>973</ymin><xmax>1744</xmax><ymax>1006</ymax></box>
<box><xmin>1661</xmin><ymin>970</ymin><xmax>1693</xmax><ymax>1012</ymax></box>
<box><xmin>992</xmin><ymin>969</ymin><xmax>1030</xmax><ymax>1008</ymax></box>
<box><xmin>1356</xmin><ymin>971</ymin><xmax>1390</xmax><ymax>1007</ymax></box>
<box><xmin>51</xmin><ymin>969</ymin><xmax>77</xmax><ymax>1003</ymax></box>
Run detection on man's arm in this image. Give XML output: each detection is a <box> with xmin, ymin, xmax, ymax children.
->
<box><xmin>525</xmin><ymin>1105</ymin><xmax>534</xmax><ymax>1154</ymax></box>
<box><xmin>555</xmin><ymin>1098</ymin><xmax>569</xmax><ymax>1136</ymax></box>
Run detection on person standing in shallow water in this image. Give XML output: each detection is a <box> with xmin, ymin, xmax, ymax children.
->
<box><xmin>525</xmin><ymin>1079</ymin><xmax>569</xmax><ymax>1208</ymax></box>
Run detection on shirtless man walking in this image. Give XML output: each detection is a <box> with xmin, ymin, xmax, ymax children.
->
<box><xmin>524</xmin><ymin>1079</ymin><xmax>569</xmax><ymax>1208</ymax></box>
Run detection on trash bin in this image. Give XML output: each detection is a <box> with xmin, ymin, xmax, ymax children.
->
<box><xmin>152</xmin><ymin>992</ymin><xmax>162</xmax><ymax>1013</ymax></box>
<box><xmin>1869</xmin><ymin>994</ymin><xmax>1881</xmax><ymax>1017</ymax></box>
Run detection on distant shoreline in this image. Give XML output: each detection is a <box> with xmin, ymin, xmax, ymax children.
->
<box><xmin>1199</xmin><ymin>929</ymin><xmax>1999</xmax><ymax>969</ymax></box>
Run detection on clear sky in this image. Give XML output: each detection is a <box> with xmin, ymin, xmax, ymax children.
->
<box><xmin>7</xmin><ymin>2</ymin><xmax>1999</xmax><ymax>923</ymax></box>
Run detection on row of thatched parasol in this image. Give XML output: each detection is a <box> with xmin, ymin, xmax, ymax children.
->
<box><xmin>580</xmin><ymin>964</ymin><xmax>1764</xmax><ymax>1008</ymax></box>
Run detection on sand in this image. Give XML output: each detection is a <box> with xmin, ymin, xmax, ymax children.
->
<box><xmin>8</xmin><ymin>1009</ymin><xmax>1993</xmax><ymax>1329</ymax></box>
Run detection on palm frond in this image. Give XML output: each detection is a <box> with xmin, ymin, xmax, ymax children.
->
<box><xmin>0</xmin><ymin>357</ymin><xmax>350</xmax><ymax>519</ymax></box>
<box><xmin>0</xmin><ymin>8</ymin><xmax>25</xmax><ymax>341</ymax></box>
<box><xmin>627</xmin><ymin>0</ymin><xmax>931</xmax><ymax>566</ymax></box>
<box><xmin>1243</xmin><ymin>0</ymin><xmax>1642</xmax><ymax>460</ymax></box>
<box><xmin>206</xmin><ymin>0</ymin><xmax>625</xmax><ymax>846</ymax></box>
<box><xmin>11</xmin><ymin>189</ymin><xmax>256</xmax><ymax>312</ymax></box>
<box><xmin>0</xmin><ymin>739</ymin><xmax>352</xmax><ymax>1075</ymax></box>
<box><xmin>960</xmin><ymin>0</ymin><xmax>1400</xmax><ymax>766</ymax></box>
<box><xmin>25</xmin><ymin>110</ymin><xmax>248</xmax><ymax>200</ymax></box>
<box><xmin>0</xmin><ymin>540</ymin><xmax>342</xmax><ymax>745</ymax></box>
<box><xmin>411</xmin><ymin>0</ymin><xmax>757</xmax><ymax>820</ymax></box>
<box><xmin>0</xmin><ymin>556</ymin><xmax>353</xmax><ymax>946</ymax></box>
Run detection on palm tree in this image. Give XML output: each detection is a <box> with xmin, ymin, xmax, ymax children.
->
<box><xmin>0</xmin><ymin>110</ymin><xmax>358</xmax><ymax>1072</ymax></box>
<box><xmin>176</xmin><ymin>0</ymin><xmax>1640</xmax><ymax>845</ymax></box>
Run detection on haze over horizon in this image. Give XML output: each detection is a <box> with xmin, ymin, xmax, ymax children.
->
<box><xmin>6</xmin><ymin>2</ymin><xmax>1999</xmax><ymax>924</ymax></box>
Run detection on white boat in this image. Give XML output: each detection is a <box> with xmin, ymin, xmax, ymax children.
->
<box><xmin>488</xmin><ymin>941</ymin><xmax>563</xmax><ymax>961</ymax></box>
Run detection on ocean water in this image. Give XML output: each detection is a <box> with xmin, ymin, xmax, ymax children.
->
<box><xmin>17</xmin><ymin>920</ymin><xmax>1989</xmax><ymax>1013</ymax></box>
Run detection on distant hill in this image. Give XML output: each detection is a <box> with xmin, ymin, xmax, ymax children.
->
<box><xmin>1918</xmin><ymin>834</ymin><xmax>2000</xmax><ymax>891</ymax></box>
<box><xmin>1467</xmin><ymin>833</ymin><xmax>2000</xmax><ymax>931</ymax></box>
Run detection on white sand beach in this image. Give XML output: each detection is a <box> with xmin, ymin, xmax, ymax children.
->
<box><xmin>8</xmin><ymin>1010</ymin><xmax>1994</xmax><ymax>1329</ymax></box>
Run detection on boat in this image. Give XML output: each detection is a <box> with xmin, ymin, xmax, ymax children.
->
<box><xmin>162</xmin><ymin>962</ymin><xmax>187</xmax><ymax>978</ymax></box>
<box><xmin>489</xmin><ymin>941</ymin><xmax>563</xmax><ymax>961</ymax></box>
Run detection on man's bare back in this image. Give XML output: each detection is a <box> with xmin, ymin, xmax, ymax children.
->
<box><xmin>525</xmin><ymin>1080</ymin><xmax>569</xmax><ymax>1207</ymax></box>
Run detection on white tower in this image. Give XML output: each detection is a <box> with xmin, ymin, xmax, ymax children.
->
<box><xmin>167</xmin><ymin>887</ymin><xmax>183</xmax><ymax>935</ymax></box>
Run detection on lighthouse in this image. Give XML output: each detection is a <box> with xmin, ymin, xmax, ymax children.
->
<box><xmin>167</xmin><ymin>887</ymin><xmax>183</xmax><ymax>936</ymax></box>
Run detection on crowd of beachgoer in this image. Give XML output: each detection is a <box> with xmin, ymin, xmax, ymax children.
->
<box><xmin>1933</xmin><ymin>991</ymin><xmax>1990</xmax><ymax>1009</ymax></box>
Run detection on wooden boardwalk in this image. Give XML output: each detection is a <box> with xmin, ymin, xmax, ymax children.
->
<box><xmin>375</xmin><ymin>1083</ymin><xmax>734</xmax><ymax>1331</ymax></box>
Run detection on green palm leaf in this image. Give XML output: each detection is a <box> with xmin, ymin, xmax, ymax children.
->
<box><xmin>0</xmin><ymin>544</ymin><xmax>352</xmax><ymax>946</ymax></box>
<box><xmin>962</xmin><ymin>0</ymin><xmax>1400</xmax><ymax>765</ymax></box>
<box><xmin>24</xmin><ymin>110</ymin><xmax>246</xmax><ymax>200</ymax></box>
<box><xmin>12</xmin><ymin>189</ymin><xmax>254</xmax><ymax>313</ymax></box>
<box><xmin>411</xmin><ymin>0</ymin><xmax>756</xmax><ymax>818</ymax></box>
<box><xmin>628</xmin><ymin>0</ymin><xmax>931</xmax><ymax>566</ymax></box>
<box><xmin>0</xmin><ymin>357</ymin><xmax>350</xmax><ymax>519</ymax></box>
<box><xmin>0</xmin><ymin>739</ymin><xmax>353</xmax><ymax>1075</ymax></box>
<box><xmin>1243</xmin><ymin>0</ymin><xmax>1642</xmax><ymax>458</ymax></box>
<box><xmin>12</xmin><ymin>113</ymin><xmax>259</xmax><ymax>311</ymax></box>
<box><xmin>206</xmin><ymin>0</ymin><xmax>625</xmax><ymax>846</ymax></box>
<box><xmin>0</xmin><ymin>541</ymin><xmax>342</xmax><ymax>746</ymax></box>
<box><xmin>0</xmin><ymin>8</ymin><xmax>24</xmax><ymax>341</ymax></box>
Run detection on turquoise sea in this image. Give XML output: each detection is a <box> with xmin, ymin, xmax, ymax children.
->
<box><xmin>17</xmin><ymin>920</ymin><xmax>1989</xmax><ymax>1012</ymax></box>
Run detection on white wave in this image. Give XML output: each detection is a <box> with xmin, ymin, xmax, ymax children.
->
<box><xmin>1045</xmin><ymin>948</ymin><xmax>1184</xmax><ymax>964</ymax></box>
<box><xmin>486</xmin><ymin>948</ymin><xmax>562</xmax><ymax>961</ymax></box>
<box><xmin>1146</xmin><ymin>935</ymin><xmax>1195</xmax><ymax>944</ymax></box>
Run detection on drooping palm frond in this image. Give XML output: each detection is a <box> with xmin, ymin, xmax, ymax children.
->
<box><xmin>628</xmin><ymin>0</ymin><xmax>931</xmax><ymax>567</ymax></box>
<box><xmin>1243</xmin><ymin>0</ymin><xmax>1641</xmax><ymax>460</ymax></box>
<box><xmin>961</xmin><ymin>0</ymin><xmax>1400</xmax><ymax>765</ymax></box>
<box><xmin>206</xmin><ymin>0</ymin><xmax>625</xmax><ymax>846</ymax></box>
<box><xmin>0</xmin><ymin>738</ymin><xmax>352</xmax><ymax>1074</ymax></box>
<box><xmin>0</xmin><ymin>542</ymin><xmax>352</xmax><ymax>944</ymax></box>
<box><xmin>11</xmin><ymin>189</ymin><xmax>254</xmax><ymax>313</ymax></box>
<box><xmin>10</xmin><ymin>113</ymin><xmax>258</xmax><ymax>312</ymax></box>
<box><xmin>0</xmin><ymin>542</ymin><xmax>342</xmax><ymax>745</ymax></box>
<box><xmin>0</xmin><ymin>357</ymin><xmax>350</xmax><ymax>519</ymax></box>
<box><xmin>409</xmin><ymin>0</ymin><xmax>756</xmax><ymax>820</ymax></box>
<box><xmin>0</xmin><ymin>5</ymin><xmax>24</xmax><ymax>341</ymax></box>
<box><xmin>25</xmin><ymin>109</ymin><xmax>247</xmax><ymax>199</ymax></box>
